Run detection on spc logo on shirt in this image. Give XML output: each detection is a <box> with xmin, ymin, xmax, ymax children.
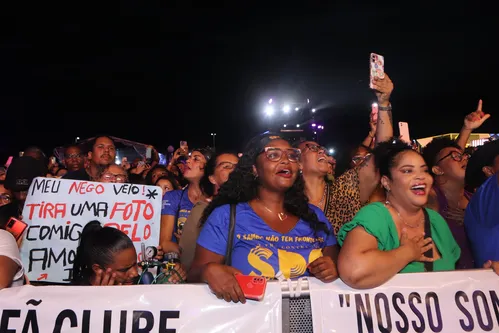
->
<box><xmin>247</xmin><ymin>245</ymin><xmax>323</xmax><ymax>279</ymax></box>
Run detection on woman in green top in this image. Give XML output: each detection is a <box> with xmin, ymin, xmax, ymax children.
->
<box><xmin>337</xmin><ymin>138</ymin><xmax>460</xmax><ymax>289</ymax></box>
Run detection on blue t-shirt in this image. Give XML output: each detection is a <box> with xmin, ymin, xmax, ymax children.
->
<box><xmin>197</xmin><ymin>202</ymin><xmax>337</xmax><ymax>279</ymax></box>
<box><xmin>465</xmin><ymin>175</ymin><xmax>499</xmax><ymax>267</ymax></box>
<box><xmin>161</xmin><ymin>189</ymin><xmax>194</xmax><ymax>242</ymax></box>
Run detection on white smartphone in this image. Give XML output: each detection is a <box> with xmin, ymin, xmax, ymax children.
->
<box><xmin>370</xmin><ymin>53</ymin><xmax>385</xmax><ymax>89</ymax></box>
<box><xmin>145</xmin><ymin>147</ymin><xmax>152</xmax><ymax>160</ymax></box>
<box><xmin>399</xmin><ymin>122</ymin><xmax>411</xmax><ymax>143</ymax></box>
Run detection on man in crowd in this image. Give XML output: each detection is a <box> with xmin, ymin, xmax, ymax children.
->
<box><xmin>63</xmin><ymin>135</ymin><xmax>116</xmax><ymax>181</ymax></box>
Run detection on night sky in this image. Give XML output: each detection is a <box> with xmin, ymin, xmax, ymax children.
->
<box><xmin>1</xmin><ymin>3</ymin><xmax>496</xmax><ymax>169</ymax></box>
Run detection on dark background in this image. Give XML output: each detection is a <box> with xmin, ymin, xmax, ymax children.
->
<box><xmin>0</xmin><ymin>3</ymin><xmax>496</xmax><ymax>168</ymax></box>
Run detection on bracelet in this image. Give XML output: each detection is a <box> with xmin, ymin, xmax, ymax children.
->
<box><xmin>378</xmin><ymin>104</ymin><xmax>392</xmax><ymax>111</ymax></box>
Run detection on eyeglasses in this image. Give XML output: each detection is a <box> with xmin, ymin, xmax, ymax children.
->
<box><xmin>261</xmin><ymin>147</ymin><xmax>301</xmax><ymax>163</ymax></box>
<box><xmin>436</xmin><ymin>151</ymin><xmax>470</xmax><ymax>165</ymax></box>
<box><xmin>101</xmin><ymin>173</ymin><xmax>127</xmax><ymax>182</ymax></box>
<box><xmin>65</xmin><ymin>153</ymin><xmax>83</xmax><ymax>159</ymax></box>
<box><xmin>305</xmin><ymin>144</ymin><xmax>327</xmax><ymax>154</ymax></box>
<box><xmin>216</xmin><ymin>161</ymin><xmax>237</xmax><ymax>170</ymax></box>
<box><xmin>0</xmin><ymin>194</ymin><xmax>12</xmax><ymax>205</ymax></box>
<box><xmin>352</xmin><ymin>153</ymin><xmax>373</xmax><ymax>167</ymax></box>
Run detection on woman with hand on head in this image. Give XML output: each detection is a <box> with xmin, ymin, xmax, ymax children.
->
<box><xmin>72</xmin><ymin>221</ymin><xmax>186</xmax><ymax>286</ymax></box>
<box><xmin>189</xmin><ymin>133</ymin><xmax>338</xmax><ymax>303</ymax></box>
<box><xmin>337</xmin><ymin>138</ymin><xmax>461</xmax><ymax>289</ymax></box>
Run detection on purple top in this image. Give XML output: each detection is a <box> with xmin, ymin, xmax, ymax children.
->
<box><xmin>434</xmin><ymin>186</ymin><xmax>474</xmax><ymax>269</ymax></box>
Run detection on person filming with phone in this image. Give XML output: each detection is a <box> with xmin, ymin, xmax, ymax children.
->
<box><xmin>188</xmin><ymin>133</ymin><xmax>338</xmax><ymax>303</ymax></box>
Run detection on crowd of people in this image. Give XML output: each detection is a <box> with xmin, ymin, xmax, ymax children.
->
<box><xmin>1</xmin><ymin>73</ymin><xmax>498</xmax><ymax>304</ymax></box>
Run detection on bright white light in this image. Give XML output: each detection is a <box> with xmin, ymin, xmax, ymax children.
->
<box><xmin>307</xmin><ymin>99</ymin><xmax>310</xmax><ymax>104</ymax></box>
<box><xmin>295</xmin><ymin>107</ymin><xmax>299</xmax><ymax>111</ymax></box>
<box><xmin>372</xmin><ymin>103</ymin><xmax>378</xmax><ymax>108</ymax></box>
<box><xmin>265</xmin><ymin>105</ymin><xmax>274</xmax><ymax>116</ymax></box>
<box><xmin>311</xmin><ymin>108</ymin><xmax>316</xmax><ymax>113</ymax></box>
<box><xmin>314</xmin><ymin>131</ymin><xmax>317</xmax><ymax>134</ymax></box>
<box><xmin>312</xmin><ymin>123</ymin><xmax>316</xmax><ymax>127</ymax></box>
<box><xmin>283</xmin><ymin>124</ymin><xmax>287</xmax><ymax>128</ymax></box>
<box><xmin>76</xmin><ymin>137</ymin><xmax>80</xmax><ymax>140</ymax></box>
<box><xmin>296</xmin><ymin>124</ymin><xmax>300</xmax><ymax>128</ymax></box>
<box><xmin>329</xmin><ymin>148</ymin><xmax>335</xmax><ymax>155</ymax></box>
<box><xmin>282</xmin><ymin>105</ymin><xmax>290</xmax><ymax>113</ymax></box>
<box><xmin>211</xmin><ymin>133</ymin><xmax>216</xmax><ymax>136</ymax></box>
<box><xmin>268</xmin><ymin>98</ymin><xmax>273</xmax><ymax>104</ymax></box>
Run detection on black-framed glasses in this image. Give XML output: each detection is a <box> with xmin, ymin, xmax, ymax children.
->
<box><xmin>216</xmin><ymin>161</ymin><xmax>237</xmax><ymax>170</ymax></box>
<box><xmin>305</xmin><ymin>144</ymin><xmax>327</xmax><ymax>154</ymax></box>
<box><xmin>261</xmin><ymin>147</ymin><xmax>301</xmax><ymax>163</ymax></box>
<box><xmin>352</xmin><ymin>153</ymin><xmax>373</xmax><ymax>167</ymax></box>
<box><xmin>436</xmin><ymin>151</ymin><xmax>470</xmax><ymax>165</ymax></box>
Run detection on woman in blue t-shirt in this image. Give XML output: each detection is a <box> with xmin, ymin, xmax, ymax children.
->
<box><xmin>188</xmin><ymin>133</ymin><xmax>338</xmax><ymax>303</ymax></box>
<box><xmin>160</xmin><ymin>148</ymin><xmax>212</xmax><ymax>253</ymax></box>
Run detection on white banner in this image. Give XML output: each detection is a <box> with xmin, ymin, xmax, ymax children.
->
<box><xmin>0</xmin><ymin>283</ymin><xmax>282</xmax><ymax>333</ymax></box>
<box><xmin>309</xmin><ymin>270</ymin><xmax>499</xmax><ymax>333</ymax></box>
<box><xmin>19</xmin><ymin>177</ymin><xmax>162</xmax><ymax>283</ymax></box>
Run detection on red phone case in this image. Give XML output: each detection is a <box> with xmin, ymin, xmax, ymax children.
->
<box><xmin>235</xmin><ymin>275</ymin><xmax>267</xmax><ymax>301</ymax></box>
<box><xmin>6</xmin><ymin>217</ymin><xmax>28</xmax><ymax>241</ymax></box>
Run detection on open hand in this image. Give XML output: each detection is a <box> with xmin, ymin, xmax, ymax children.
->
<box><xmin>400</xmin><ymin>229</ymin><xmax>434</xmax><ymax>263</ymax></box>
<box><xmin>308</xmin><ymin>256</ymin><xmax>338</xmax><ymax>283</ymax></box>
<box><xmin>202</xmin><ymin>263</ymin><xmax>246</xmax><ymax>303</ymax></box>
<box><xmin>92</xmin><ymin>268</ymin><xmax>119</xmax><ymax>286</ymax></box>
<box><xmin>464</xmin><ymin>100</ymin><xmax>490</xmax><ymax>130</ymax></box>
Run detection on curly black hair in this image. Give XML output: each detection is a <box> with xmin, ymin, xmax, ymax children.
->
<box><xmin>373</xmin><ymin>137</ymin><xmax>415</xmax><ymax>179</ymax></box>
<box><xmin>422</xmin><ymin>137</ymin><xmax>461</xmax><ymax>173</ymax></box>
<box><xmin>200</xmin><ymin>137</ymin><xmax>329</xmax><ymax>235</ymax></box>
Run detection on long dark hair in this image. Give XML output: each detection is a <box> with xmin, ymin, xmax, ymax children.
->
<box><xmin>199</xmin><ymin>151</ymin><xmax>238</xmax><ymax>198</ymax></box>
<box><xmin>71</xmin><ymin>221</ymin><xmax>134</xmax><ymax>284</ymax></box>
<box><xmin>200</xmin><ymin>140</ymin><xmax>328</xmax><ymax>235</ymax></box>
<box><xmin>373</xmin><ymin>138</ymin><xmax>415</xmax><ymax>179</ymax></box>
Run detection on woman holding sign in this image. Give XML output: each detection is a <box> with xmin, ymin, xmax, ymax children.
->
<box><xmin>337</xmin><ymin>139</ymin><xmax>461</xmax><ymax>289</ymax></box>
<box><xmin>189</xmin><ymin>133</ymin><xmax>338</xmax><ymax>303</ymax></box>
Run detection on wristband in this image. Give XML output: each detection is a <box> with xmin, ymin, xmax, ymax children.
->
<box><xmin>378</xmin><ymin>104</ymin><xmax>392</xmax><ymax>111</ymax></box>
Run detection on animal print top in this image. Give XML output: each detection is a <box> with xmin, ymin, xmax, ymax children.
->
<box><xmin>323</xmin><ymin>168</ymin><xmax>364</xmax><ymax>235</ymax></box>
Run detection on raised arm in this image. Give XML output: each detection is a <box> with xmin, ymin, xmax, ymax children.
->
<box><xmin>338</xmin><ymin>227</ymin><xmax>433</xmax><ymax>289</ymax></box>
<box><xmin>372</xmin><ymin>74</ymin><xmax>394</xmax><ymax>143</ymax></box>
<box><xmin>456</xmin><ymin>100</ymin><xmax>490</xmax><ymax>149</ymax></box>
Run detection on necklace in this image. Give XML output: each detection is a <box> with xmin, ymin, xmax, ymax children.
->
<box><xmin>257</xmin><ymin>199</ymin><xmax>288</xmax><ymax>221</ymax></box>
<box><xmin>314</xmin><ymin>183</ymin><xmax>327</xmax><ymax>209</ymax></box>
<box><xmin>385</xmin><ymin>200</ymin><xmax>422</xmax><ymax>228</ymax></box>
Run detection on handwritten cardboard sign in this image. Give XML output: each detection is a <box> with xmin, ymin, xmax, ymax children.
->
<box><xmin>19</xmin><ymin>177</ymin><xmax>162</xmax><ymax>283</ymax></box>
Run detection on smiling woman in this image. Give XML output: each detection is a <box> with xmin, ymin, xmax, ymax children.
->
<box><xmin>337</xmin><ymin>138</ymin><xmax>461</xmax><ymax>289</ymax></box>
<box><xmin>188</xmin><ymin>133</ymin><xmax>339</xmax><ymax>304</ymax></box>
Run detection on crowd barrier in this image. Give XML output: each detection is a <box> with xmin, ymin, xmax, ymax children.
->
<box><xmin>1</xmin><ymin>270</ymin><xmax>498</xmax><ymax>333</ymax></box>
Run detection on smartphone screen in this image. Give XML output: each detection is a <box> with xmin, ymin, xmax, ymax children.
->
<box><xmin>6</xmin><ymin>217</ymin><xmax>28</xmax><ymax>241</ymax></box>
<box><xmin>370</xmin><ymin>53</ymin><xmax>385</xmax><ymax>88</ymax></box>
<box><xmin>146</xmin><ymin>147</ymin><xmax>152</xmax><ymax>159</ymax></box>
<box><xmin>5</xmin><ymin>156</ymin><xmax>13</xmax><ymax>168</ymax></box>
<box><xmin>370</xmin><ymin>103</ymin><xmax>379</xmax><ymax>123</ymax></box>
<box><xmin>399</xmin><ymin>122</ymin><xmax>411</xmax><ymax>143</ymax></box>
<box><xmin>180</xmin><ymin>141</ymin><xmax>188</xmax><ymax>151</ymax></box>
